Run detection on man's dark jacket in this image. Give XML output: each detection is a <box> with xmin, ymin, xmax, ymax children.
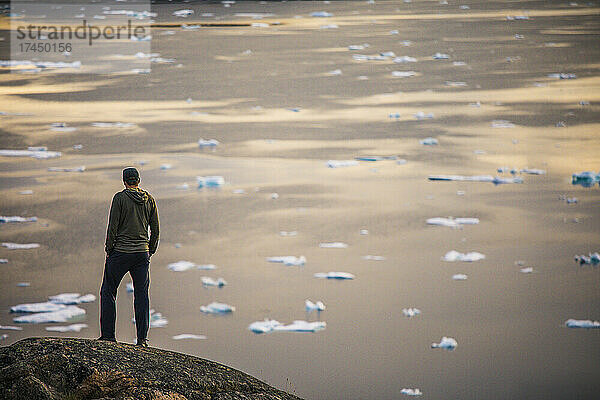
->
<box><xmin>105</xmin><ymin>188</ymin><xmax>159</xmax><ymax>255</ymax></box>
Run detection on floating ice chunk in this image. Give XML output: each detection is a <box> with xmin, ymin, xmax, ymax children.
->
<box><xmin>91</xmin><ymin>122</ymin><xmax>135</xmax><ymax>128</ymax></box>
<box><xmin>0</xmin><ymin>60</ymin><xmax>81</xmax><ymax>69</ymax></box>
<box><xmin>274</xmin><ymin>320</ymin><xmax>326</xmax><ymax>332</ymax></box>
<box><xmin>0</xmin><ymin>325</ymin><xmax>22</xmax><ymax>331</ymax></box>
<box><xmin>565</xmin><ymin>319</ymin><xmax>600</xmax><ymax>329</ymax></box>
<box><xmin>14</xmin><ymin>306</ymin><xmax>85</xmax><ymax>323</ymax></box>
<box><xmin>520</xmin><ymin>168</ymin><xmax>545</xmax><ymax>175</ymax></box>
<box><xmin>249</xmin><ymin>319</ymin><xmax>282</xmax><ymax>334</ymax></box>
<box><xmin>402</xmin><ymin>308</ymin><xmax>421</xmax><ymax>317</ymax></box>
<box><xmin>452</xmin><ymin>274</ymin><xmax>468</xmax><ymax>280</ymax></box>
<box><xmin>491</xmin><ymin>120</ymin><xmax>515</xmax><ymax>128</ymax></box>
<box><xmin>305</xmin><ymin>300</ymin><xmax>326</xmax><ymax>312</ymax></box>
<box><xmin>506</xmin><ymin>15</ymin><xmax>530</xmax><ymax>20</ymax></box>
<box><xmin>266</xmin><ymin>256</ymin><xmax>306</xmax><ymax>266</ymax></box>
<box><xmin>198</xmin><ymin>138</ymin><xmax>219</xmax><ymax>147</ymax></box>
<box><xmin>515</xmin><ymin>33</ymin><xmax>524</xmax><ymax>39</ymax></box>
<box><xmin>173</xmin><ymin>9</ymin><xmax>194</xmax><ymax>17</ymax></box>
<box><xmin>443</xmin><ymin>250</ymin><xmax>485</xmax><ymax>262</ymax></box>
<box><xmin>150</xmin><ymin>311</ymin><xmax>168</xmax><ymax>327</ymax></box>
<box><xmin>415</xmin><ymin>112</ymin><xmax>434</xmax><ymax>120</ymax></box>
<box><xmin>380</xmin><ymin>51</ymin><xmax>396</xmax><ymax>58</ymax></box>
<box><xmin>428</xmin><ymin>175</ymin><xmax>523</xmax><ymax>184</ymax></box>
<box><xmin>393</xmin><ymin>56</ymin><xmax>417</xmax><ymax>63</ymax></box>
<box><xmin>19</xmin><ymin>190</ymin><xmax>34</xmax><ymax>195</ymax></box>
<box><xmin>319</xmin><ymin>242</ymin><xmax>348</xmax><ymax>248</ymax></box>
<box><xmin>200</xmin><ymin>302</ymin><xmax>235</xmax><ymax>314</ymax></box>
<box><xmin>50</xmin><ymin>123</ymin><xmax>76</xmax><ymax>132</ymax></box>
<box><xmin>172</xmin><ymin>334</ymin><xmax>207</xmax><ymax>340</ymax></box>
<box><xmin>197</xmin><ymin>264</ymin><xmax>216</xmax><ymax>270</ymax></box>
<box><xmin>176</xmin><ymin>183</ymin><xmax>190</xmax><ymax>190</ymax></box>
<box><xmin>0</xmin><ymin>149</ymin><xmax>61</xmax><ymax>159</ymax></box>
<box><xmin>48</xmin><ymin>293</ymin><xmax>96</xmax><ymax>305</ymax></box>
<box><xmin>574</xmin><ymin>252</ymin><xmax>600</xmax><ymax>266</ymax></box>
<box><xmin>279</xmin><ymin>231</ymin><xmax>298</xmax><ymax>237</ymax></box>
<box><xmin>0</xmin><ymin>216</ymin><xmax>37</xmax><ymax>223</ymax></box>
<box><xmin>360</xmin><ymin>229</ymin><xmax>369</xmax><ymax>235</ymax></box>
<box><xmin>363</xmin><ymin>255</ymin><xmax>385</xmax><ymax>261</ymax></box>
<box><xmin>327</xmin><ymin>160</ymin><xmax>359</xmax><ymax>168</ymax></box>
<box><xmin>2</xmin><ymin>243</ymin><xmax>40</xmax><ymax>250</ymax></box>
<box><xmin>389</xmin><ymin>112</ymin><xmax>401</xmax><ymax>120</ymax></box>
<box><xmin>251</xmin><ymin>22</ymin><xmax>269</xmax><ymax>28</ymax></box>
<box><xmin>314</xmin><ymin>272</ymin><xmax>355</xmax><ymax>280</ymax></box>
<box><xmin>426</xmin><ymin>217</ymin><xmax>479</xmax><ymax>228</ymax></box>
<box><xmin>445</xmin><ymin>81</ymin><xmax>467</xmax><ymax>87</ymax></box>
<box><xmin>11</xmin><ymin>302</ymin><xmax>66</xmax><ymax>313</ymax></box>
<box><xmin>432</xmin><ymin>53</ymin><xmax>449</xmax><ymax>59</ymax></box>
<box><xmin>419</xmin><ymin>137</ymin><xmax>438</xmax><ymax>145</ymax></box>
<box><xmin>311</xmin><ymin>11</ymin><xmax>333</xmax><ymax>17</ymax></box>
<box><xmin>48</xmin><ymin>166</ymin><xmax>85</xmax><ymax>172</ymax></box>
<box><xmin>453</xmin><ymin>61</ymin><xmax>467</xmax><ymax>66</ymax></box>
<box><xmin>431</xmin><ymin>336</ymin><xmax>457</xmax><ymax>350</ymax></box>
<box><xmin>17</xmin><ymin>282</ymin><xmax>30</xmax><ymax>287</ymax></box>
<box><xmin>160</xmin><ymin>164</ymin><xmax>172</xmax><ymax>170</ymax></box>
<box><xmin>520</xmin><ymin>267</ymin><xmax>534</xmax><ymax>273</ymax></box>
<box><xmin>328</xmin><ymin>69</ymin><xmax>342</xmax><ymax>75</ymax></box>
<box><xmin>392</xmin><ymin>71</ymin><xmax>416</xmax><ymax>78</ymax></box>
<box><xmin>459</xmin><ymin>5</ymin><xmax>470</xmax><ymax>9</ymax></box>
<box><xmin>126</xmin><ymin>282</ymin><xmax>134</xmax><ymax>293</ymax></box>
<box><xmin>0</xmin><ymin>259</ymin><xmax>8</xmax><ymax>264</ymax></box>
<box><xmin>572</xmin><ymin>171</ymin><xmax>599</xmax><ymax>188</ymax></box>
<box><xmin>548</xmin><ymin>73</ymin><xmax>576</xmax><ymax>79</ymax></box>
<box><xmin>348</xmin><ymin>44</ymin><xmax>366</xmax><ymax>50</ymax></box>
<box><xmin>197</xmin><ymin>176</ymin><xmax>225</xmax><ymax>188</ymax></box>
<box><xmin>320</xmin><ymin>24</ymin><xmax>338</xmax><ymax>29</ymax></box>
<box><xmin>169</xmin><ymin>261</ymin><xmax>202</xmax><ymax>271</ymax></box>
<box><xmin>46</xmin><ymin>323</ymin><xmax>88</xmax><ymax>332</ymax></box>
<box><xmin>201</xmin><ymin>277</ymin><xmax>227</xmax><ymax>287</ymax></box>
<box><xmin>401</xmin><ymin>388</ymin><xmax>423</xmax><ymax>396</ymax></box>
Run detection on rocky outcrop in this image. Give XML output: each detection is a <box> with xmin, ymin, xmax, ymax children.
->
<box><xmin>0</xmin><ymin>337</ymin><xmax>302</xmax><ymax>400</ymax></box>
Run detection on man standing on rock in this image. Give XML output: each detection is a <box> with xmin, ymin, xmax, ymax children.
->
<box><xmin>99</xmin><ymin>167</ymin><xmax>159</xmax><ymax>347</ymax></box>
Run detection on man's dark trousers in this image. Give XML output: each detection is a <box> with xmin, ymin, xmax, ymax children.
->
<box><xmin>100</xmin><ymin>251</ymin><xmax>150</xmax><ymax>341</ymax></box>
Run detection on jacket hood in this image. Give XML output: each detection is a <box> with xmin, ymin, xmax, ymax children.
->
<box><xmin>124</xmin><ymin>188</ymin><xmax>149</xmax><ymax>204</ymax></box>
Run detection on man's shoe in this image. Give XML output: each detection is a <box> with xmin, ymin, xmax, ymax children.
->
<box><xmin>97</xmin><ymin>336</ymin><xmax>117</xmax><ymax>342</ymax></box>
<box><xmin>136</xmin><ymin>339</ymin><xmax>148</xmax><ymax>347</ymax></box>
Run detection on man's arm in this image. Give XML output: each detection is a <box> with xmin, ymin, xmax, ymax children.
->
<box><xmin>104</xmin><ymin>195</ymin><xmax>121</xmax><ymax>255</ymax></box>
<box><xmin>148</xmin><ymin>197</ymin><xmax>160</xmax><ymax>256</ymax></box>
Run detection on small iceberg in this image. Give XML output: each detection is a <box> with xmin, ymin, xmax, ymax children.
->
<box><xmin>414</xmin><ymin>112</ymin><xmax>434</xmax><ymax>120</ymax></box>
<box><xmin>197</xmin><ymin>176</ymin><xmax>225</xmax><ymax>188</ymax></box>
<box><xmin>48</xmin><ymin>166</ymin><xmax>85</xmax><ymax>173</ymax></box>
<box><xmin>314</xmin><ymin>272</ymin><xmax>355</xmax><ymax>280</ymax></box>
<box><xmin>572</xmin><ymin>171</ymin><xmax>599</xmax><ymax>188</ymax></box>
<box><xmin>426</xmin><ymin>217</ymin><xmax>479</xmax><ymax>228</ymax></box>
<box><xmin>249</xmin><ymin>319</ymin><xmax>281</xmax><ymax>334</ymax></box>
<box><xmin>201</xmin><ymin>277</ymin><xmax>227</xmax><ymax>287</ymax></box>
<box><xmin>0</xmin><ymin>149</ymin><xmax>61</xmax><ymax>159</ymax></box>
<box><xmin>0</xmin><ymin>325</ymin><xmax>22</xmax><ymax>331</ymax></box>
<box><xmin>172</xmin><ymin>334</ymin><xmax>207</xmax><ymax>340</ymax></box>
<box><xmin>160</xmin><ymin>164</ymin><xmax>172</xmax><ymax>170</ymax></box>
<box><xmin>46</xmin><ymin>323</ymin><xmax>88</xmax><ymax>332</ymax></box>
<box><xmin>392</xmin><ymin>71</ymin><xmax>416</xmax><ymax>78</ymax></box>
<box><xmin>428</xmin><ymin>175</ymin><xmax>523</xmax><ymax>184</ymax></box>
<box><xmin>401</xmin><ymin>388</ymin><xmax>423</xmax><ymax>396</ymax></box>
<box><xmin>200</xmin><ymin>302</ymin><xmax>235</xmax><ymax>314</ymax></box>
<box><xmin>11</xmin><ymin>302</ymin><xmax>66</xmax><ymax>313</ymax></box>
<box><xmin>328</xmin><ymin>69</ymin><xmax>342</xmax><ymax>76</ymax></box>
<box><xmin>431</xmin><ymin>336</ymin><xmax>457</xmax><ymax>350</ymax></box>
<box><xmin>491</xmin><ymin>120</ymin><xmax>515</xmax><ymax>128</ymax></box>
<box><xmin>452</xmin><ymin>274</ymin><xmax>468</xmax><ymax>280</ymax></box>
<box><xmin>198</xmin><ymin>138</ymin><xmax>219</xmax><ymax>148</ymax></box>
<box><xmin>305</xmin><ymin>299</ymin><xmax>326</xmax><ymax>312</ymax></box>
<box><xmin>393</xmin><ymin>56</ymin><xmax>417</xmax><ymax>63</ymax></box>
<box><xmin>168</xmin><ymin>261</ymin><xmax>216</xmax><ymax>271</ymax></box>
<box><xmin>48</xmin><ymin>293</ymin><xmax>96</xmax><ymax>305</ymax></box>
<box><xmin>0</xmin><ymin>216</ymin><xmax>37</xmax><ymax>223</ymax></box>
<box><xmin>91</xmin><ymin>122</ymin><xmax>135</xmax><ymax>128</ymax></box>
<box><xmin>49</xmin><ymin>123</ymin><xmax>76</xmax><ymax>132</ymax></box>
<box><xmin>574</xmin><ymin>252</ymin><xmax>600</xmax><ymax>265</ymax></box>
<box><xmin>565</xmin><ymin>319</ymin><xmax>600</xmax><ymax>329</ymax></box>
<box><xmin>432</xmin><ymin>53</ymin><xmax>450</xmax><ymax>59</ymax></box>
<box><xmin>362</xmin><ymin>255</ymin><xmax>385</xmax><ymax>261</ymax></box>
<box><xmin>519</xmin><ymin>267</ymin><xmax>534</xmax><ymax>274</ymax></box>
<box><xmin>14</xmin><ymin>306</ymin><xmax>85</xmax><ymax>323</ymax></box>
<box><xmin>173</xmin><ymin>9</ymin><xmax>194</xmax><ymax>17</ymax></box>
<box><xmin>275</xmin><ymin>320</ymin><xmax>326</xmax><ymax>332</ymax></box>
<box><xmin>2</xmin><ymin>243</ymin><xmax>40</xmax><ymax>250</ymax></box>
<box><xmin>319</xmin><ymin>242</ymin><xmax>348</xmax><ymax>248</ymax></box>
<box><xmin>443</xmin><ymin>250</ymin><xmax>485</xmax><ymax>262</ymax></box>
<box><xmin>279</xmin><ymin>231</ymin><xmax>298</xmax><ymax>237</ymax></box>
<box><xmin>267</xmin><ymin>256</ymin><xmax>306</xmax><ymax>266</ymax></box>
<box><xmin>327</xmin><ymin>160</ymin><xmax>359</xmax><ymax>168</ymax></box>
<box><xmin>311</xmin><ymin>11</ymin><xmax>333</xmax><ymax>17</ymax></box>
<box><xmin>402</xmin><ymin>308</ymin><xmax>421</xmax><ymax>317</ymax></box>
<box><xmin>548</xmin><ymin>73</ymin><xmax>576</xmax><ymax>79</ymax></box>
<box><xmin>133</xmin><ymin>309</ymin><xmax>168</xmax><ymax>328</ymax></box>
<box><xmin>419</xmin><ymin>137</ymin><xmax>438</xmax><ymax>145</ymax></box>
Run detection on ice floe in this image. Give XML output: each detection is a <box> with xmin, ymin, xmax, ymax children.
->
<box><xmin>314</xmin><ymin>272</ymin><xmax>355</xmax><ymax>280</ymax></box>
<box><xmin>572</xmin><ymin>171</ymin><xmax>599</xmax><ymax>187</ymax></box>
<box><xmin>248</xmin><ymin>319</ymin><xmax>326</xmax><ymax>334</ymax></box>
<box><xmin>197</xmin><ymin>176</ymin><xmax>225</xmax><ymax>188</ymax></box>
<box><xmin>548</xmin><ymin>73</ymin><xmax>576</xmax><ymax>79</ymax></box>
<box><xmin>173</xmin><ymin>9</ymin><xmax>194</xmax><ymax>17</ymax></box>
<box><xmin>248</xmin><ymin>319</ymin><xmax>282</xmax><ymax>334</ymax></box>
<box><xmin>0</xmin><ymin>325</ymin><xmax>22</xmax><ymax>331</ymax></box>
<box><xmin>452</xmin><ymin>274</ymin><xmax>468</xmax><ymax>280</ymax></box>
<box><xmin>0</xmin><ymin>259</ymin><xmax>8</xmax><ymax>263</ymax></box>
<box><xmin>0</xmin><ymin>60</ymin><xmax>81</xmax><ymax>69</ymax></box>
<box><xmin>91</xmin><ymin>122</ymin><xmax>135</xmax><ymax>128</ymax></box>
<box><xmin>402</xmin><ymin>308</ymin><xmax>421</xmax><ymax>317</ymax></box>
<box><xmin>0</xmin><ymin>148</ymin><xmax>61</xmax><ymax>159</ymax></box>
<box><xmin>48</xmin><ymin>293</ymin><xmax>96</xmax><ymax>305</ymax></box>
<box><xmin>431</xmin><ymin>336</ymin><xmax>457</xmax><ymax>350</ymax></box>
<box><xmin>419</xmin><ymin>137</ymin><xmax>438</xmax><ymax>145</ymax></box>
<box><xmin>428</xmin><ymin>175</ymin><xmax>523</xmax><ymax>184</ymax></box>
<box><xmin>565</xmin><ymin>319</ymin><xmax>600</xmax><ymax>329</ymax></box>
<box><xmin>443</xmin><ymin>250</ymin><xmax>485</xmax><ymax>262</ymax></box>
<box><xmin>172</xmin><ymin>334</ymin><xmax>207</xmax><ymax>340</ymax></box>
<box><xmin>2</xmin><ymin>243</ymin><xmax>40</xmax><ymax>250</ymax></box>
<box><xmin>48</xmin><ymin>166</ymin><xmax>85</xmax><ymax>172</ymax></box>
<box><xmin>491</xmin><ymin>120</ymin><xmax>515</xmax><ymax>128</ymax></box>
<box><xmin>49</xmin><ymin>123</ymin><xmax>76</xmax><ymax>132</ymax></box>
<box><xmin>16</xmin><ymin>282</ymin><xmax>30</xmax><ymax>287</ymax></box>
<box><xmin>327</xmin><ymin>160</ymin><xmax>359</xmax><ymax>168</ymax></box>
<box><xmin>266</xmin><ymin>256</ymin><xmax>306</xmax><ymax>266</ymax></box>
<box><xmin>13</xmin><ymin>306</ymin><xmax>86</xmax><ymax>323</ymax></box>
<box><xmin>201</xmin><ymin>277</ymin><xmax>227</xmax><ymax>287</ymax></box>
<box><xmin>198</xmin><ymin>138</ymin><xmax>219</xmax><ymax>148</ymax></box>
<box><xmin>401</xmin><ymin>388</ymin><xmax>422</xmax><ymax>396</ymax></box>
<box><xmin>362</xmin><ymin>255</ymin><xmax>385</xmax><ymax>261</ymax></box>
<box><xmin>0</xmin><ymin>216</ymin><xmax>37</xmax><ymax>223</ymax></box>
<box><xmin>200</xmin><ymin>302</ymin><xmax>235</xmax><ymax>314</ymax></box>
<box><xmin>310</xmin><ymin>11</ymin><xmax>333</xmax><ymax>17</ymax></box>
<box><xmin>319</xmin><ymin>242</ymin><xmax>348</xmax><ymax>248</ymax></box>
<box><xmin>168</xmin><ymin>261</ymin><xmax>216</xmax><ymax>271</ymax></box>
<box><xmin>432</xmin><ymin>53</ymin><xmax>450</xmax><ymax>59</ymax></box>
<box><xmin>305</xmin><ymin>300</ymin><xmax>326</xmax><ymax>312</ymax></box>
<box><xmin>11</xmin><ymin>302</ymin><xmax>66</xmax><ymax>313</ymax></box>
<box><xmin>574</xmin><ymin>252</ymin><xmax>600</xmax><ymax>266</ymax></box>
<box><xmin>19</xmin><ymin>190</ymin><xmax>34</xmax><ymax>195</ymax></box>
<box><xmin>392</xmin><ymin>71</ymin><xmax>416</xmax><ymax>78</ymax></box>
<box><xmin>519</xmin><ymin>267</ymin><xmax>534</xmax><ymax>274</ymax></box>
<box><xmin>279</xmin><ymin>231</ymin><xmax>298</xmax><ymax>237</ymax></box>
<box><xmin>360</xmin><ymin>229</ymin><xmax>369</xmax><ymax>235</ymax></box>
<box><xmin>426</xmin><ymin>217</ymin><xmax>479</xmax><ymax>228</ymax></box>
<box><xmin>415</xmin><ymin>112</ymin><xmax>434</xmax><ymax>120</ymax></box>
<box><xmin>46</xmin><ymin>323</ymin><xmax>88</xmax><ymax>332</ymax></box>
<box><xmin>394</xmin><ymin>56</ymin><xmax>417</xmax><ymax>63</ymax></box>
